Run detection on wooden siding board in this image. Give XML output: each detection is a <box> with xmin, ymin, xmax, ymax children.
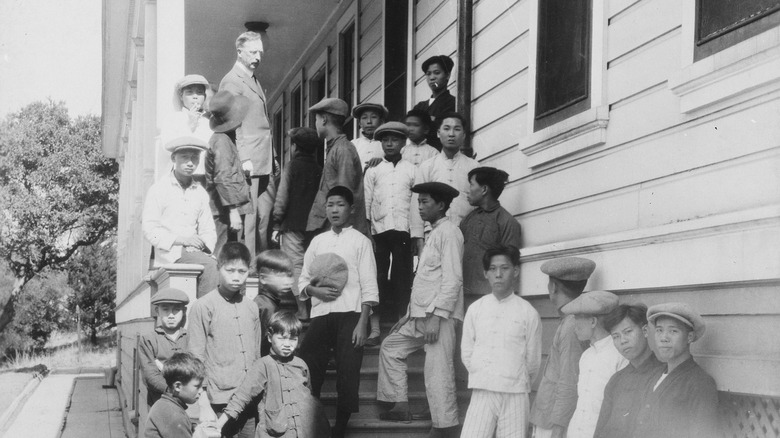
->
<box><xmin>472</xmin><ymin>0</ymin><xmax>529</xmax><ymax>66</ymax></box>
<box><xmin>472</xmin><ymin>108</ymin><xmax>527</xmax><ymax>159</ymax></box>
<box><xmin>608</xmin><ymin>0</ymin><xmax>681</xmax><ymax>61</ymax></box>
<box><xmin>360</xmin><ymin>41</ymin><xmax>383</xmax><ymax>78</ymax></box>
<box><xmin>360</xmin><ymin>19</ymin><xmax>383</xmax><ymax>57</ymax></box>
<box><xmin>415</xmin><ymin>0</ymin><xmax>457</xmax><ymax>54</ymax></box>
<box><xmin>472</xmin><ymin>38</ymin><xmax>528</xmax><ymax>100</ymax></box>
<box><xmin>474</xmin><ymin>0</ymin><xmax>522</xmax><ymax>32</ymax></box>
<box><xmin>471</xmin><ymin>73</ymin><xmax>527</xmax><ymax>130</ymax></box>
<box><xmin>416</xmin><ymin>0</ymin><xmax>450</xmax><ymax>28</ymax></box>
<box><xmin>360</xmin><ymin>69</ymin><xmax>383</xmax><ymax>101</ymax></box>
<box><xmin>359</xmin><ymin>0</ymin><xmax>382</xmax><ymax>35</ymax></box>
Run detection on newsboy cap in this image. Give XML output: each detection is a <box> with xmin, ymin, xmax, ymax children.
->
<box><xmin>209</xmin><ymin>90</ymin><xmax>250</xmax><ymax>133</ymax></box>
<box><xmin>309</xmin><ymin>98</ymin><xmax>350</xmax><ymax>118</ymax></box>
<box><xmin>540</xmin><ymin>257</ymin><xmax>596</xmax><ymax>281</ymax></box>
<box><xmin>561</xmin><ymin>290</ymin><xmax>619</xmax><ymax>316</ymax></box>
<box><xmin>422</xmin><ymin>55</ymin><xmax>455</xmax><ymax>74</ymax></box>
<box><xmin>164</xmin><ymin>136</ymin><xmax>209</xmax><ymax>154</ymax></box>
<box><xmin>151</xmin><ymin>288</ymin><xmax>190</xmax><ymax>305</ymax></box>
<box><xmin>411</xmin><ymin>182</ymin><xmax>459</xmax><ymax>202</ymax></box>
<box><xmin>175</xmin><ymin>74</ymin><xmax>209</xmax><ymax>92</ymax></box>
<box><xmin>308</xmin><ymin>253</ymin><xmax>349</xmax><ymax>293</ymax></box>
<box><xmin>352</xmin><ymin>102</ymin><xmax>389</xmax><ymax>120</ymax></box>
<box><xmin>374</xmin><ymin>122</ymin><xmax>409</xmax><ymax>141</ymax></box>
<box><xmin>647</xmin><ymin>302</ymin><xmax>706</xmax><ymax>342</ymax></box>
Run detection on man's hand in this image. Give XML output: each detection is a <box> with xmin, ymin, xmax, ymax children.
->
<box><xmin>306</xmin><ymin>285</ymin><xmax>341</xmax><ymax>302</ymax></box>
<box><xmin>177</xmin><ymin>235</ymin><xmax>206</xmax><ymax>250</ymax></box>
<box><xmin>365</xmin><ymin>157</ymin><xmax>383</xmax><ymax>169</ymax></box>
<box><xmin>352</xmin><ymin>316</ymin><xmax>368</xmax><ymax>347</ymax></box>
<box><xmin>424</xmin><ymin>315</ymin><xmax>442</xmax><ymax>344</ymax></box>
<box><xmin>198</xmin><ymin>393</ymin><xmax>217</xmax><ymax>423</ymax></box>
<box><xmin>241</xmin><ymin>160</ymin><xmax>253</xmax><ymax>176</ymax></box>
<box><xmin>413</xmin><ymin>238</ymin><xmax>425</xmax><ymax>257</ymax></box>
<box><xmin>271</xmin><ymin>230</ymin><xmax>280</xmax><ymax>244</ymax></box>
<box><xmin>229</xmin><ymin>209</ymin><xmax>242</xmax><ymax>232</ymax></box>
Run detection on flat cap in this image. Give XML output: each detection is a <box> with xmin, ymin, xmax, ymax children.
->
<box><xmin>164</xmin><ymin>136</ymin><xmax>209</xmax><ymax>154</ymax></box>
<box><xmin>352</xmin><ymin>102</ymin><xmax>389</xmax><ymax>119</ymax></box>
<box><xmin>411</xmin><ymin>182</ymin><xmax>459</xmax><ymax>202</ymax></box>
<box><xmin>175</xmin><ymin>74</ymin><xmax>209</xmax><ymax>91</ymax></box>
<box><xmin>309</xmin><ymin>253</ymin><xmax>349</xmax><ymax>293</ymax></box>
<box><xmin>541</xmin><ymin>257</ymin><xmax>596</xmax><ymax>281</ymax></box>
<box><xmin>151</xmin><ymin>288</ymin><xmax>190</xmax><ymax>305</ymax></box>
<box><xmin>561</xmin><ymin>290</ymin><xmax>619</xmax><ymax>316</ymax></box>
<box><xmin>374</xmin><ymin>122</ymin><xmax>408</xmax><ymax>140</ymax></box>
<box><xmin>309</xmin><ymin>98</ymin><xmax>350</xmax><ymax>118</ymax></box>
<box><xmin>647</xmin><ymin>302</ymin><xmax>706</xmax><ymax>341</ymax></box>
<box><xmin>422</xmin><ymin>55</ymin><xmax>455</xmax><ymax>74</ymax></box>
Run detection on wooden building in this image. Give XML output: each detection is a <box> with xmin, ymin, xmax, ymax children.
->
<box><xmin>103</xmin><ymin>0</ymin><xmax>780</xmax><ymax>435</ymax></box>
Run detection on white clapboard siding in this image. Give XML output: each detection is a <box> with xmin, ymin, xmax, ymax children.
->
<box><xmin>413</xmin><ymin>0</ymin><xmax>457</xmax><ymax>104</ymax></box>
<box><xmin>359</xmin><ymin>0</ymin><xmax>384</xmax><ymax>103</ymax></box>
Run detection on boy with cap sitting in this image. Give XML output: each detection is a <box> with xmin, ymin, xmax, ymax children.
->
<box><xmin>204</xmin><ymin>90</ymin><xmax>253</xmax><ymax>258</ymax></box>
<box><xmin>351</xmin><ymin>102</ymin><xmax>388</xmax><ymax>170</ymax></box>
<box><xmin>142</xmin><ymin>136</ymin><xmax>218</xmax><ymax>299</ymax></box>
<box><xmin>409</xmin><ymin>113</ymin><xmax>478</xmax><ymax>256</ymax></box>
<box><xmin>377</xmin><ymin>181</ymin><xmax>463</xmax><ymax>438</ymax></box>
<box><xmin>271</xmin><ymin>127</ymin><xmax>323</xmax><ymax>320</ymax></box>
<box><xmin>139</xmin><ymin>288</ymin><xmax>191</xmax><ymax>408</ymax></box>
<box><xmin>460</xmin><ymin>245</ymin><xmax>542</xmax><ymax>438</ymax></box>
<box><xmin>306</xmin><ymin>98</ymin><xmax>370</xmax><ymax>237</ymax></box>
<box><xmin>530</xmin><ymin>257</ymin><xmax>595</xmax><ymax>438</ymax></box>
<box><xmin>363</xmin><ymin>121</ymin><xmax>417</xmax><ymax>345</ymax></box>
<box><xmin>401</xmin><ymin>109</ymin><xmax>439</xmax><ymax>167</ymax></box>
<box><xmin>593</xmin><ymin>304</ymin><xmax>663</xmax><ymax>438</ymax></box>
<box><xmin>413</xmin><ymin>55</ymin><xmax>456</xmax><ymax>150</ymax></box>
<box><xmin>297</xmin><ymin>186</ymin><xmax>379</xmax><ymax>438</ymax></box>
<box><xmin>561</xmin><ymin>290</ymin><xmax>628</xmax><ymax>438</ymax></box>
<box><xmin>632</xmin><ymin>302</ymin><xmax>721</xmax><ymax>438</ymax></box>
<box><xmin>460</xmin><ymin>166</ymin><xmax>522</xmax><ymax>296</ymax></box>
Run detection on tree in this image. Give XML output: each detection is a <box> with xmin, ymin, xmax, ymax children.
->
<box><xmin>0</xmin><ymin>100</ymin><xmax>119</xmax><ymax>333</ymax></box>
<box><xmin>66</xmin><ymin>239</ymin><xmax>117</xmax><ymax>345</ymax></box>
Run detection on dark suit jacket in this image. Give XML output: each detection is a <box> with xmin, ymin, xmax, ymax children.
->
<box><xmin>205</xmin><ymin>132</ymin><xmax>252</xmax><ymax>217</ymax></box>
<box><xmin>413</xmin><ymin>89</ymin><xmax>456</xmax><ymax>150</ymax></box>
<box><xmin>219</xmin><ymin>62</ymin><xmax>272</xmax><ymax>176</ymax></box>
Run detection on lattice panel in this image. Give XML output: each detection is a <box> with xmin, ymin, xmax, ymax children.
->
<box><xmin>720</xmin><ymin>392</ymin><xmax>780</xmax><ymax>438</ymax></box>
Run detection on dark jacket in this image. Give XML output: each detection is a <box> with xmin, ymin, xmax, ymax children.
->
<box><xmin>412</xmin><ymin>90</ymin><xmax>456</xmax><ymax>150</ymax></box>
<box><xmin>143</xmin><ymin>393</ymin><xmax>192</xmax><ymax>438</ymax></box>
<box><xmin>139</xmin><ymin>327</ymin><xmax>189</xmax><ymax>407</ymax></box>
<box><xmin>273</xmin><ymin>152</ymin><xmax>322</xmax><ymax>232</ymax></box>
<box><xmin>205</xmin><ymin>132</ymin><xmax>252</xmax><ymax>217</ymax></box>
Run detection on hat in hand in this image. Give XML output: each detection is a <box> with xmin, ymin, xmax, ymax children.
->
<box><xmin>209</xmin><ymin>90</ymin><xmax>250</xmax><ymax>133</ymax></box>
<box><xmin>308</xmin><ymin>253</ymin><xmax>349</xmax><ymax>292</ymax></box>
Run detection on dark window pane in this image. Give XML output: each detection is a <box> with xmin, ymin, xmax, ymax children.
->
<box><xmin>291</xmin><ymin>86</ymin><xmax>302</xmax><ymax>128</ymax></box>
<box><xmin>384</xmin><ymin>0</ymin><xmax>408</xmax><ymax>121</ymax></box>
<box><xmin>695</xmin><ymin>0</ymin><xmax>780</xmax><ymax>60</ymax></box>
<box><xmin>535</xmin><ymin>0</ymin><xmax>592</xmax><ymax>127</ymax></box>
<box><xmin>340</xmin><ymin>23</ymin><xmax>356</xmax><ymax>139</ymax></box>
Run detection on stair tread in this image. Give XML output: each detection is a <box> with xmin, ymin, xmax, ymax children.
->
<box><xmin>319</xmin><ymin>390</ymin><xmax>471</xmax><ymax>400</ymax></box>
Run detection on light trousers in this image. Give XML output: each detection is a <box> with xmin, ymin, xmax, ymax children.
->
<box><xmin>461</xmin><ymin>390</ymin><xmax>529</xmax><ymax>438</ymax></box>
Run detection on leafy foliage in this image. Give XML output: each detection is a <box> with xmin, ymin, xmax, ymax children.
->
<box><xmin>66</xmin><ymin>239</ymin><xmax>117</xmax><ymax>344</ymax></box>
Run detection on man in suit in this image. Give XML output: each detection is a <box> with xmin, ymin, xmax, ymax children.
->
<box><xmin>219</xmin><ymin>31</ymin><xmax>273</xmax><ymax>259</ymax></box>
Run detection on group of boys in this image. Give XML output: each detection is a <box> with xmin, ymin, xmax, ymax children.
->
<box><xmin>139</xmin><ymin>43</ymin><xmax>720</xmax><ymax>437</ymax></box>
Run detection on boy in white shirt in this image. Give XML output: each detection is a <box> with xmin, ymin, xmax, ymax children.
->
<box><xmin>461</xmin><ymin>245</ymin><xmax>542</xmax><ymax>438</ymax></box>
<box><xmin>401</xmin><ymin>109</ymin><xmax>438</xmax><ymax>167</ymax></box>
<box><xmin>351</xmin><ymin>103</ymin><xmax>387</xmax><ymax>170</ymax></box>
<box><xmin>561</xmin><ymin>290</ymin><xmax>628</xmax><ymax>438</ymax></box>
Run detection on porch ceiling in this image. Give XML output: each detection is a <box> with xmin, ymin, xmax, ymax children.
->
<box><xmin>185</xmin><ymin>0</ymin><xmax>339</xmax><ymax>98</ymax></box>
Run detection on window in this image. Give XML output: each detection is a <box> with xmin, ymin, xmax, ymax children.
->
<box><xmin>273</xmin><ymin>109</ymin><xmax>284</xmax><ymax>164</ymax></box>
<box><xmin>694</xmin><ymin>0</ymin><xmax>780</xmax><ymax>61</ymax></box>
<box><xmin>309</xmin><ymin>68</ymin><xmax>327</xmax><ymax>129</ymax></box>
<box><xmin>384</xmin><ymin>0</ymin><xmax>409</xmax><ymax>120</ymax></box>
<box><xmin>291</xmin><ymin>85</ymin><xmax>302</xmax><ymax>128</ymax></box>
<box><xmin>340</xmin><ymin>23</ymin><xmax>356</xmax><ymax>139</ymax></box>
<box><xmin>534</xmin><ymin>0</ymin><xmax>592</xmax><ymax>131</ymax></box>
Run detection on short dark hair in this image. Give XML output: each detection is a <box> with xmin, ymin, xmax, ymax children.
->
<box><xmin>422</xmin><ymin>191</ymin><xmax>453</xmax><ymax>213</ymax></box>
<box><xmin>256</xmin><ymin>249</ymin><xmax>293</xmax><ymax>274</ymax></box>
<box><xmin>267</xmin><ymin>311</ymin><xmax>303</xmax><ymax>338</ymax></box>
<box><xmin>163</xmin><ymin>352</ymin><xmax>206</xmax><ymax>387</ymax></box>
<box><xmin>288</xmin><ymin>127</ymin><xmax>320</xmax><ymax>154</ymax></box>
<box><xmin>481</xmin><ymin>245</ymin><xmax>520</xmax><ymax>271</ymax></box>
<box><xmin>217</xmin><ymin>241</ymin><xmax>251</xmax><ymax>267</ymax></box>
<box><xmin>551</xmin><ymin>277</ymin><xmax>588</xmax><ymax>299</ymax></box>
<box><xmin>405</xmin><ymin>109</ymin><xmax>432</xmax><ymax>131</ymax></box>
<box><xmin>468</xmin><ymin>168</ymin><xmax>509</xmax><ymax>199</ymax></box>
<box><xmin>326</xmin><ymin>186</ymin><xmax>354</xmax><ymax>205</ymax></box>
<box><xmin>436</xmin><ymin>112</ymin><xmax>470</xmax><ymax>133</ymax></box>
<box><xmin>603</xmin><ymin>304</ymin><xmax>649</xmax><ymax>333</ymax></box>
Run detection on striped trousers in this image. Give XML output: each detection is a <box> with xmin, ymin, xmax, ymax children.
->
<box><xmin>460</xmin><ymin>389</ymin><xmax>529</xmax><ymax>438</ymax></box>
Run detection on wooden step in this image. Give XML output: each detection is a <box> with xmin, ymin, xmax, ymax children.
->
<box><xmin>320</xmin><ymin>391</ymin><xmax>472</xmax><ymax>419</ymax></box>
<box><xmin>320</xmin><ymin>367</ymin><xmax>426</xmax><ymax>394</ymax></box>
<box><xmin>343</xmin><ymin>418</ymin><xmax>437</xmax><ymax>438</ymax></box>
<box><xmin>360</xmin><ymin>344</ymin><xmax>426</xmax><ymax>369</ymax></box>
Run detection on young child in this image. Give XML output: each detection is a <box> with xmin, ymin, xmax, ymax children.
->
<box><xmin>216</xmin><ymin>311</ymin><xmax>331</xmax><ymax>438</ymax></box>
<box><xmin>412</xmin><ymin>55</ymin><xmax>456</xmax><ymax>150</ymax></box>
<box><xmin>143</xmin><ymin>352</ymin><xmax>206</xmax><ymax>438</ymax></box>
<box><xmin>351</xmin><ymin>103</ymin><xmax>387</xmax><ymax>171</ymax></box>
<box><xmin>272</xmin><ymin>127</ymin><xmax>323</xmax><ymax>321</ymax></box>
<box><xmin>377</xmin><ymin>182</ymin><xmax>463</xmax><ymax>438</ymax></box>
<box><xmin>460</xmin><ymin>245</ymin><xmax>542</xmax><ymax>438</ymax></box>
<box><xmin>633</xmin><ymin>302</ymin><xmax>720</xmax><ymax>438</ymax></box>
<box><xmin>205</xmin><ymin>90</ymin><xmax>253</xmax><ymax>257</ymax></box>
<box><xmin>254</xmin><ymin>249</ymin><xmax>295</xmax><ymax>356</ymax></box>
<box><xmin>401</xmin><ymin>109</ymin><xmax>438</xmax><ymax>167</ymax></box>
<box><xmin>363</xmin><ymin>122</ymin><xmax>417</xmax><ymax>345</ymax></box>
<box><xmin>594</xmin><ymin>304</ymin><xmax>663</xmax><ymax>438</ymax></box>
<box><xmin>306</xmin><ymin>98</ymin><xmax>369</xmax><ymax>237</ymax></box>
<box><xmin>562</xmin><ymin>290</ymin><xmax>628</xmax><ymax>438</ymax></box>
<box><xmin>298</xmin><ymin>186</ymin><xmax>379</xmax><ymax>438</ymax></box>
<box><xmin>140</xmin><ymin>288</ymin><xmax>191</xmax><ymax>408</ymax></box>
<box><xmin>188</xmin><ymin>242</ymin><xmax>262</xmax><ymax>438</ymax></box>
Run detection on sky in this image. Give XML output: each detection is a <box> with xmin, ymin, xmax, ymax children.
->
<box><xmin>0</xmin><ymin>0</ymin><xmax>102</xmax><ymax>118</ymax></box>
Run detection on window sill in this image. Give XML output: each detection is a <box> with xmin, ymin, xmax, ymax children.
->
<box><xmin>669</xmin><ymin>28</ymin><xmax>780</xmax><ymax>114</ymax></box>
<box><xmin>519</xmin><ymin>105</ymin><xmax>609</xmax><ymax>169</ymax></box>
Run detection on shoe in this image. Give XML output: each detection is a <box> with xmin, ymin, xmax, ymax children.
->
<box><xmin>365</xmin><ymin>334</ymin><xmax>381</xmax><ymax>347</ymax></box>
<box><xmin>411</xmin><ymin>409</ymin><xmax>432</xmax><ymax>420</ymax></box>
<box><xmin>379</xmin><ymin>410</ymin><xmax>412</xmax><ymax>421</ymax></box>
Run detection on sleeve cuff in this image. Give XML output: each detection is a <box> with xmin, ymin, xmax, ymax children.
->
<box><xmin>432</xmin><ymin>308</ymin><xmax>451</xmax><ymax>319</ymax></box>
